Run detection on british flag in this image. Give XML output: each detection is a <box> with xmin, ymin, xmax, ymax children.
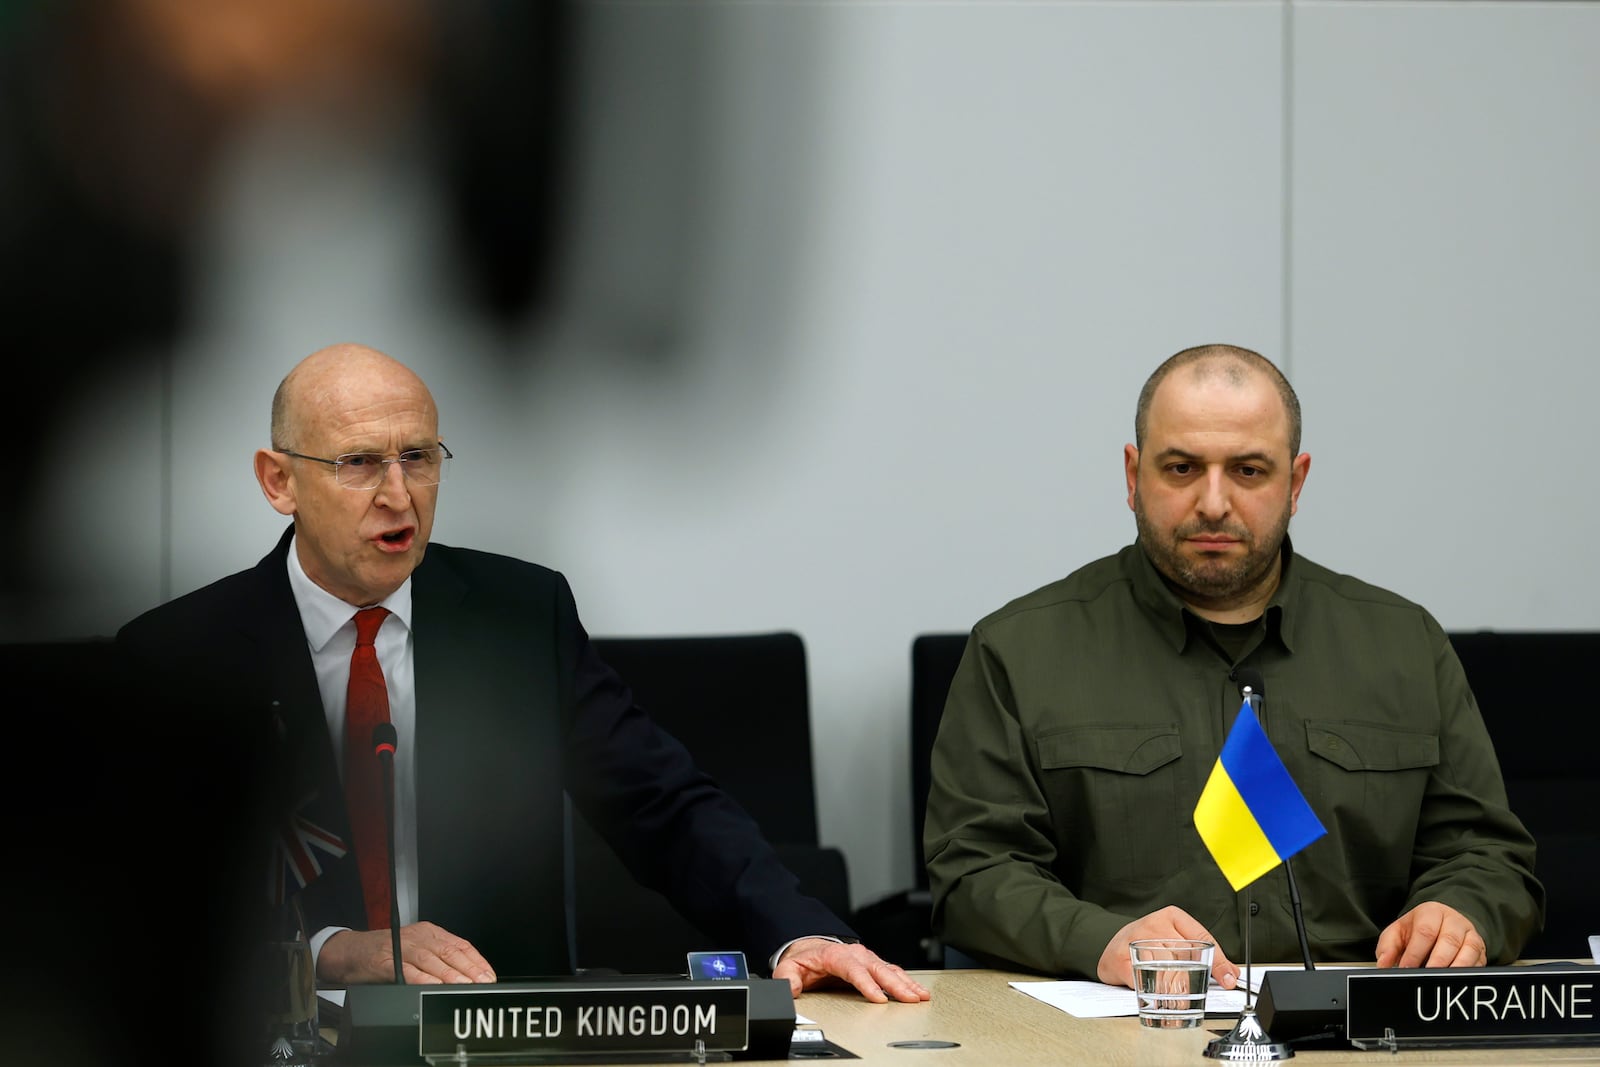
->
<box><xmin>270</xmin><ymin>792</ymin><xmax>348</xmax><ymax>905</ymax></box>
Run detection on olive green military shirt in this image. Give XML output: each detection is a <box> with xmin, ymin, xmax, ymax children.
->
<box><xmin>924</xmin><ymin>539</ymin><xmax>1543</xmax><ymax>979</ymax></box>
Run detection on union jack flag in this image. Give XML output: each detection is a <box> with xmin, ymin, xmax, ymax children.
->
<box><xmin>270</xmin><ymin>792</ymin><xmax>348</xmax><ymax>905</ymax></box>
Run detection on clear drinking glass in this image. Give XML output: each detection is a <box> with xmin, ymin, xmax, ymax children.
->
<box><xmin>260</xmin><ymin>897</ymin><xmax>320</xmax><ymax>1064</ymax></box>
<box><xmin>1129</xmin><ymin>938</ymin><xmax>1214</xmax><ymax>1029</ymax></box>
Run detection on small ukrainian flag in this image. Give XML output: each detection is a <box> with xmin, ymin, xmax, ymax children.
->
<box><xmin>1194</xmin><ymin>698</ymin><xmax>1327</xmax><ymax>891</ymax></box>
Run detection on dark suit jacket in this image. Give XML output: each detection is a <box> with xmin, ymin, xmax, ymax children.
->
<box><xmin>116</xmin><ymin>526</ymin><xmax>852</xmax><ymax>977</ymax></box>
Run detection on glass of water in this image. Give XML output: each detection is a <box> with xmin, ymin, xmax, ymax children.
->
<box><xmin>1129</xmin><ymin>938</ymin><xmax>1214</xmax><ymax>1029</ymax></box>
<box><xmin>260</xmin><ymin>897</ymin><xmax>320</xmax><ymax>1064</ymax></box>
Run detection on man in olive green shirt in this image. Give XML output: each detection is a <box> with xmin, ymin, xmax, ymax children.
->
<box><xmin>924</xmin><ymin>344</ymin><xmax>1542</xmax><ymax>990</ymax></box>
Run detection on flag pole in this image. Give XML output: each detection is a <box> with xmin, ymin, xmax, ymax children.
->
<box><xmin>1204</xmin><ymin>885</ymin><xmax>1292</xmax><ymax>1060</ymax></box>
<box><xmin>1204</xmin><ymin>685</ymin><xmax>1294</xmax><ymax>1061</ymax></box>
<box><xmin>1245</xmin><ymin>883</ymin><xmax>1254</xmax><ymax>1011</ymax></box>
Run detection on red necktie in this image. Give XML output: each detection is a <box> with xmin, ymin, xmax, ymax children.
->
<box><xmin>344</xmin><ymin>606</ymin><xmax>393</xmax><ymax>932</ymax></box>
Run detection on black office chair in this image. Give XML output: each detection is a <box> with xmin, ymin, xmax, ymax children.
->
<box><xmin>850</xmin><ymin>631</ymin><xmax>970</xmax><ymax>969</ymax></box>
<box><xmin>568</xmin><ymin>631</ymin><xmax>851</xmax><ymax>975</ymax></box>
<box><xmin>1447</xmin><ymin>630</ymin><xmax>1600</xmax><ymax>962</ymax></box>
<box><xmin>910</xmin><ymin>633</ymin><xmax>970</xmax><ymax>892</ymax></box>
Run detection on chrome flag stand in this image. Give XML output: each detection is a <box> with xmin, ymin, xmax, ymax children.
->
<box><xmin>1203</xmin><ymin>884</ymin><xmax>1293</xmax><ymax>1060</ymax></box>
<box><xmin>1195</xmin><ymin>682</ymin><xmax>1323</xmax><ymax>1062</ymax></box>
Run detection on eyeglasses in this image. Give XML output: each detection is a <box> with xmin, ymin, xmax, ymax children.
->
<box><xmin>277</xmin><ymin>442</ymin><xmax>454</xmax><ymax>490</ymax></box>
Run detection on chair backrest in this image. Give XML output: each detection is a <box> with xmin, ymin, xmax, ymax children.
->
<box><xmin>1447</xmin><ymin>630</ymin><xmax>1600</xmax><ymax>961</ymax></box>
<box><xmin>910</xmin><ymin>632</ymin><xmax>970</xmax><ymax>891</ymax></box>
<box><xmin>569</xmin><ymin>631</ymin><xmax>847</xmax><ymax>973</ymax></box>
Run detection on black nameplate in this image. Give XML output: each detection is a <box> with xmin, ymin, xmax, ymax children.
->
<box><xmin>418</xmin><ymin>982</ymin><xmax>748</xmax><ymax>1058</ymax></box>
<box><xmin>337</xmin><ymin>977</ymin><xmax>796</xmax><ymax>1064</ymax></box>
<box><xmin>1346</xmin><ymin>964</ymin><xmax>1600</xmax><ymax>1048</ymax></box>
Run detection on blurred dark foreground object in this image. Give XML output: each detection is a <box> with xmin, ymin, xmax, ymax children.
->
<box><xmin>1</xmin><ymin>637</ymin><xmax>277</xmax><ymax>1067</ymax></box>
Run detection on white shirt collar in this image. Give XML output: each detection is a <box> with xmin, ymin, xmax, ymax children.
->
<box><xmin>284</xmin><ymin>530</ymin><xmax>414</xmax><ymax>649</ymax></box>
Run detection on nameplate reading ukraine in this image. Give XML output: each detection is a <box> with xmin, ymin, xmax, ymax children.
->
<box><xmin>416</xmin><ymin>982</ymin><xmax>750</xmax><ymax>1058</ymax></box>
<box><xmin>1346</xmin><ymin>965</ymin><xmax>1600</xmax><ymax>1048</ymax></box>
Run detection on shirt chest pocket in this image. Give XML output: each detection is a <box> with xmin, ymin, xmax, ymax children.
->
<box><xmin>1306</xmin><ymin>720</ymin><xmax>1438</xmax><ymax>773</ymax></box>
<box><xmin>1305</xmin><ymin>720</ymin><xmax>1440</xmax><ymax>880</ymax></box>
<box><xmin>1034</xmin><ymin>724</ymin><xmax>1184</xmax><ymax>888</ymax></box>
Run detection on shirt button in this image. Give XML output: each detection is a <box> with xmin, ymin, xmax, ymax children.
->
<box><xmin>1250</xmin><ymin>902</ymin><xmax>1261</xmax><ymax>916</ymax></box>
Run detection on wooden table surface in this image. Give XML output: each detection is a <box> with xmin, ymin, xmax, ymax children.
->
<box><xmin>776</xmin><ymin>968</ymin><xmax>1600</xmax><ymax>1067</ymax></box>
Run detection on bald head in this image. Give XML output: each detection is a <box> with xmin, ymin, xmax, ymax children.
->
<box><xmin>270</xmin><ymin>343</ymin><xmax>436</xmax><ymax>452</ymax></box>
<box><xmin>1134</xmin><ymin>344</ymin><xmax>1301</xmax><ymax>457</ymax></box>
<box><xmin>257</xmin><ymin>342</ymin><xmax>443</xmax><ymax>606</ymax></box>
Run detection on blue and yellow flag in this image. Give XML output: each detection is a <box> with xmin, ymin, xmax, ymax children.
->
<box><xmin>1194</xmin><ymin>699</ymin><xmax>1326</xmax><ymax>891</ymax></box>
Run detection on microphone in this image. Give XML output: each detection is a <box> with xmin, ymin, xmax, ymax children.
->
<box><xmin>372</xmin><ymin>723</ymin><xmax>404</xmax><ymax>985</ymax></box>
<box><xmin>1231</xmin><ymin>669</ymin><xmax>1315</xmax><ymax>973</ymax></box>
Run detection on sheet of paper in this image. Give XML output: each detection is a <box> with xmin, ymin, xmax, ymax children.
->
<box><xmin>1010</xmin><ymin>964</ymin><xmax>1311</xmax><ymax>1019</ymax></box>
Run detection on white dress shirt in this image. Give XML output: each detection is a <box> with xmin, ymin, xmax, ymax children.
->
<box><xmin>284</xmin><ymin>537</ymin><xmax>419</xmax><ymax>962</ymax></box>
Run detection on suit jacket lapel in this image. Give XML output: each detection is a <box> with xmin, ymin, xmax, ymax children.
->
<box><xmin>253</xmin><ymin>527</ymin><xmax>342</xmax><ymax>810</ymax></box>
<box><xmin>410</xmin><ymin>546</ymin><xmax>477</xmax><ymax>913</ymax></box>
<box><xmin>407</xmin><ymin>545</ymin><xmax>574</xmax><ymax>974</ymax></box>
<box><xmin>252</xmin><ymin>526</ymin><xmax>366</xmax><ymax>929</ymax></box>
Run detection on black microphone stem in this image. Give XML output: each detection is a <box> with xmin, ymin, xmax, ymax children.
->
<box><xmin>380</xmin><ymin>752</ymin><xmax>403</xmax><ymax>985</ymax></box>
<box><xmin>1284</xmin><ymin>858</ymin><xmax>1314</xmax><ymax>971</ymax></box>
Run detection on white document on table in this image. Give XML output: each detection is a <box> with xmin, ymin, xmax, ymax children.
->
<box><xmin>1011</xmin><ymin>964</ymin><xmax>1311</xmax><ymax>1019</ymax></box>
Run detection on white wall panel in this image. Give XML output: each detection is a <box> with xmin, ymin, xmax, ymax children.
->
<box><xmin>484</xmin><ymin>1</ymin><xmax>1285</xmax><ymax>903</ymax></box>
<box><xmin>1289</xmin><ymin>1</ymin><xmax>1600</xmax><ymax>629</ymax></box>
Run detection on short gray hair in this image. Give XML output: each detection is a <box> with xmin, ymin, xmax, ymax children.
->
<box><xmin>1134</xmin><ymin>343</ymin><xmax>1302</xmax><ymax>456</ymax></box>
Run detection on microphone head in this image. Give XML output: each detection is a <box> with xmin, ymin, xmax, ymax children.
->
<box><xmin>371</xmin><ymin>722</ymin><xmax>398</xmax><ymax>756</ymax></box>
<box><xmin>1232</xmin><ymin>667</ymin><xmax>1266</xmax><ymax>699</ymax></box>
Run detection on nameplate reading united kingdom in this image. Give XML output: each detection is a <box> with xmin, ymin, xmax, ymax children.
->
<box><xmin>1346</xmin><ymin>965</ymin><xmax>1600</xmax><ymax>1049</ymax></box>
<box><xmin>416</xmin><ymin>981</ymin><xmax>750</xmax><ymax>1059</ymax></box>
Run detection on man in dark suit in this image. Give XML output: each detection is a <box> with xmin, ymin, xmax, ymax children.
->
<box><xmin>117</xmin><ymin>341</ymin><xmax>929</xmax><ymax>1003</ymax></box>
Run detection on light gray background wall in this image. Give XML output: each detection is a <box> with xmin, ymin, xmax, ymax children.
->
<box><xmin>15</xmin><ymin>1</ymin><xmax>1600</xmax><ymax>911</ymax></box>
